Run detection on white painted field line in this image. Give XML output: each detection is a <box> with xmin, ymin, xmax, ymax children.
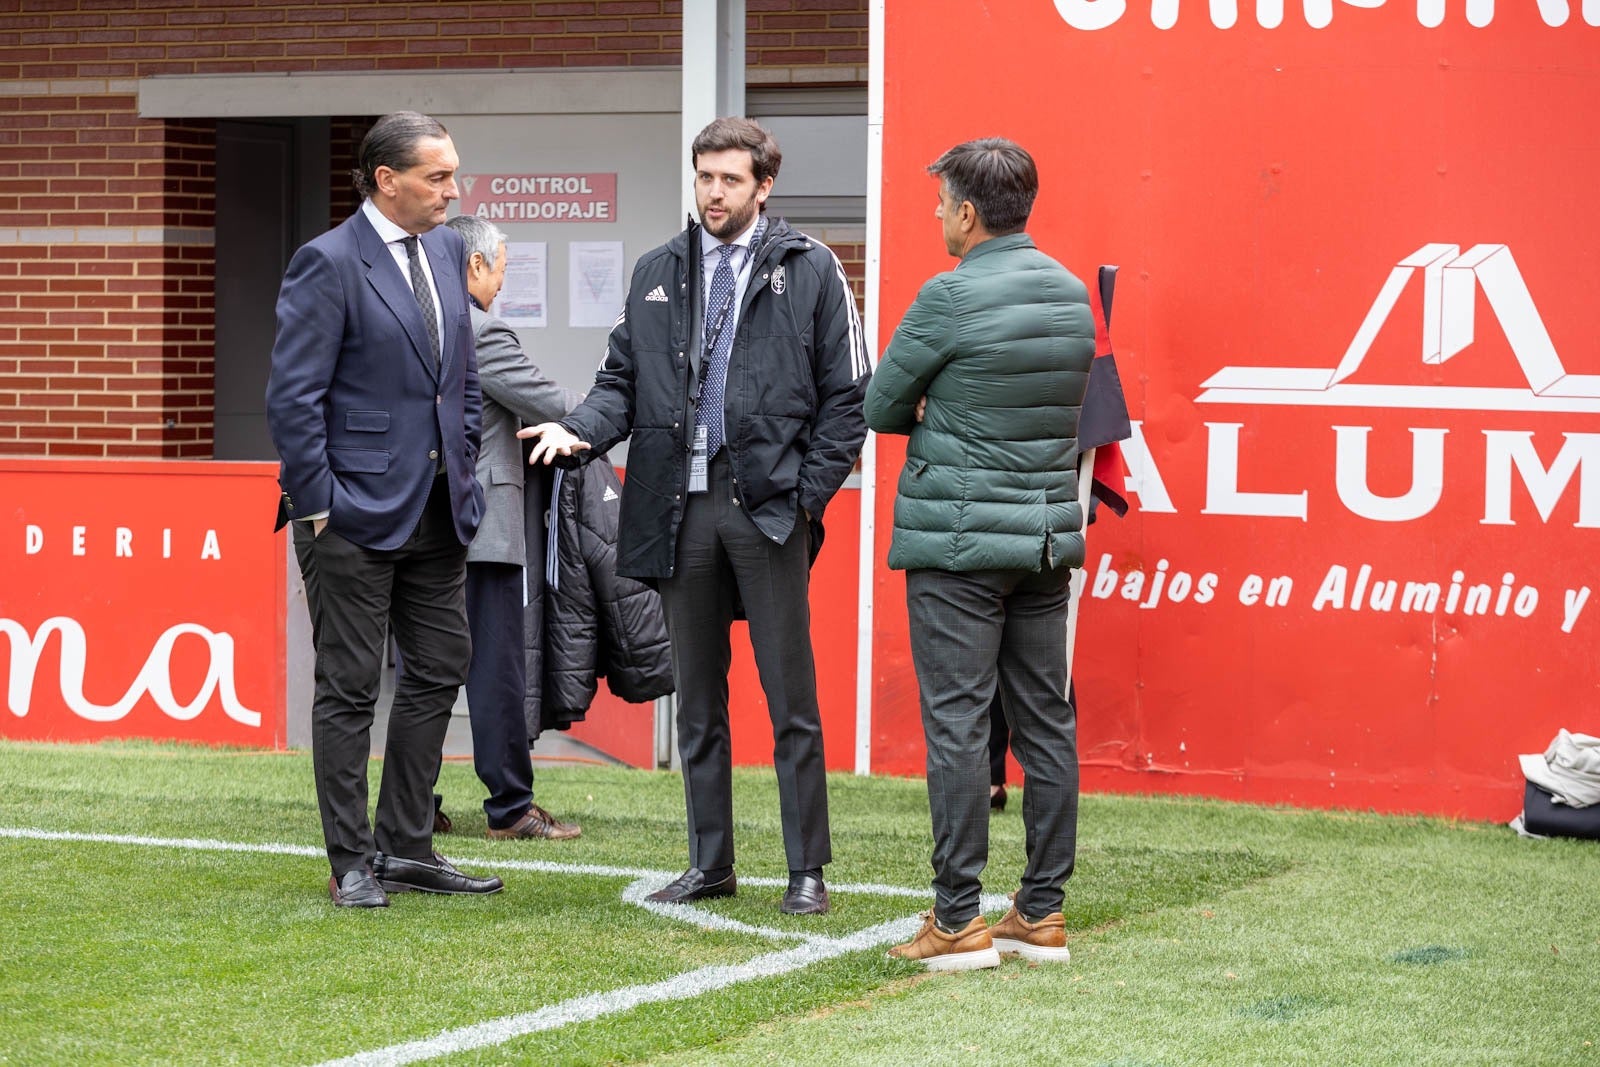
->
<box><xmin>5</xmin><ymin>824</ymin><xmax>1019</xmax><ymax>1065</ymax></box>
<box><xmin>0</xmin><ymin>827</ymin><xmax>671</xmax><ymax>881</ymax></box>
<box><xmin>454</xmin><ymin>856</ymin><xmax>949</xmax><ymax>902</ymax></box>
<box><xmin>0</xmin><ymin>826</ymin><xmax>327</xmax><ymax>858</ymax></box>
<box><xmin>620</xmin><ymin>876</ymin><xmax>823</xmax><ymax>943</ymax></box>
<box><xmin>0</xmin><ymin>826</ymin><xmax>992</xmax><ymax>904</ymax></box>
<box><xmin>316</xmin><ymin>905</ymin><xmax>926</xmax><ymax>1067</ymax></box>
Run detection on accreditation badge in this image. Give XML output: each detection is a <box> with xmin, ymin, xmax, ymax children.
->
<box><xmin>687</xmin><ymin>424</ymin><xmax>709</xmax><ymax>494</ymax></box>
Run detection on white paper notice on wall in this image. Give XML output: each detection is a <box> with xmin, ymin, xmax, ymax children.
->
<box><xmin>495</xmin><ymin>241</ymin><xmax>548</xmax><ymax>328</ymax></box>
<box><xmin>568</xmin><ymin>241</ymin><xmax>625</xmax><ymax>329</ymax></box>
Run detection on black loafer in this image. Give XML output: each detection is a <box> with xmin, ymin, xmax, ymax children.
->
<box><xmin>780</xmin><ymin>872</ymin><xmax>829</xmax><ymax>915</ymax></box>
<box><xmin>374</xmin><ymin>851</ymin><xmax>504</xmax><ymax>895</ymax></box>
<box><xmin>645</xmin><ymin>868</ymin><xmax>737</xmax><ymax>904</ymax></box>
<box><xmin>329</xmin><ymin>866</ymin><xmax>389</xmax><ymax>908</ymax></box>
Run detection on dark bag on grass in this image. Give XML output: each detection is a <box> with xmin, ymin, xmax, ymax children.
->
<box><xmin>1521</xmin><ymin>781</ymin><xmax>1600</xmax><ymax>841</ymax></box>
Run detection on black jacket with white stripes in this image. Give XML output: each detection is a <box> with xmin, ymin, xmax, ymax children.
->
<box><xmin>556</xmin><ymin>214</ymin><xmax>872</xmax><ymax>580</ymax></box>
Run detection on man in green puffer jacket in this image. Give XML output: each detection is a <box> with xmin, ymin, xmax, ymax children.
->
<box><xmin>867</xmin><ymin>138</ymin><xmax>1094</xmax><ymax>971</ymax></box>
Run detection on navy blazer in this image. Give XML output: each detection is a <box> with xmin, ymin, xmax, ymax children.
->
<box><xmin>266</xmin><ymin>208</ymin><xmax>484</xmax><ymax>551</ymax></box>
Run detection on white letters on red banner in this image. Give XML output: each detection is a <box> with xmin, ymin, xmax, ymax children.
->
<box><xmin>876</xmin><ymin>0</ymin><xmax>1599</xmax><ymax>817</ymax></box>
<box><xmin>0</xmin><ymin>461</ymin><xmax>285</xmax><ymax>747</ymax></box>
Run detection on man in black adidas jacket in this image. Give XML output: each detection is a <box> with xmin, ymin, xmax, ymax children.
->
<box><xmin>521</xmin><ymin>117</ymin><xmax>870</xmax><ymax>915</ymax></box>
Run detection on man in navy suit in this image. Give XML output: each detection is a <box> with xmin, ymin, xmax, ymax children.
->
<box><xmin>266</xmin><ymin>111</ymin><xmax>501</xmax><ymax>907</ymax></box>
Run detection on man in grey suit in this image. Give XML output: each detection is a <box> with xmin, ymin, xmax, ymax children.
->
<box><xmin>441</xmin><ymin>214</ymin><xmax>582</xmax><ymax>841</ymax></box>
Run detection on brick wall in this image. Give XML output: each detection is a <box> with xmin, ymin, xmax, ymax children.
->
<box><xmin>0</xmin><ymin>79</ymin><xmax>217</xmax><ymax>457</ymax></box>
<box><xmin>328</xmin><ymin>115</ymin><xmax>376</xmax><ymax>228</ymax></box>
<box><xmin>0</xmin><ymin>1</ymin><xmax>869</xmax><ymax>458</ymax></box>
<box><xmin>747</xmin><ymin>0</ymin><xmax>868</xmax><ymax>84</ymax></box>
<box><xmin>825</xmin><ymin>238</ymin><xmax>866</xmax><ymax>313</ymax></box>
<box><xmin>0</xmin><ymin>1</ymin><xmax>867</xmax><ymax>79</ymax></box>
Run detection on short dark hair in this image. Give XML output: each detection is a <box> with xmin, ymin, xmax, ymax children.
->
<box><xmin>927</xmin><ymin>138</ymin><xmax>1038</xmax><ymax>235</ymax></box>
<box><xmin>691</xmin><ymin>117</ymin><xmax>783</xmax><ymax>186</ymax></box>
<box><xmin>352</xmin><ymin>111</ymin><xmax>449</xmax><ymax>198</ymax></box>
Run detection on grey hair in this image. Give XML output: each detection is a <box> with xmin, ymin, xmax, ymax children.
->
<box><xmin>443</xmin><ymin>214</ymin><xmax>506</xmax><ymax>265</ymax></box>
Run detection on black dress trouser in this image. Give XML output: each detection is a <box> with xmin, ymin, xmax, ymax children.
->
<box><xmin>656</xmin><ymin>451</ymin><xmax>832</xmax><ymax>875</ymax></box>
<box><xmin>295</xmin><ymin>475</ymin><xmax>472</xmax><ymax>878</ymax></box>
<box><xmin>462</xmin><ymin>560</ymin><xmax>535</xmax><ymax>830</ymax></box>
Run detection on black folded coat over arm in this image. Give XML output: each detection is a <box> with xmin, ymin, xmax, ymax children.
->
<box><xmin>535</xmin><ymin>458</ymin><xmax>674</xmax><ymax>736</ymax></box>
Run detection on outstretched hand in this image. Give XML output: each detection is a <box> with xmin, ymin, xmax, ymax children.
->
<box><xmin>517</xmin><ymin>422</ymin><xmax>592</xmax><ymax>465</ymax></box>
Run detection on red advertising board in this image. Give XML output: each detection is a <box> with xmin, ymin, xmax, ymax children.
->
<box><xmin>0</xmin><ymin>461</ymin><xmax>287</xmax><ymax>748</ymax></box>
<box><xmin>873</xmin><ymin>0</ymin><xmax>1600</xmax><ymax>818</ymax></box>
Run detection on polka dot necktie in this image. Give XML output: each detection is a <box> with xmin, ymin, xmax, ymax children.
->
<box><xmin>697</xmin><ymin>242</ymin><xmax>741</xmax><ymax>457</ymax></box>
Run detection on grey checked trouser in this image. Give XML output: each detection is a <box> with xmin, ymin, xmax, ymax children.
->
<box><xmin>906</xmin><ymin>565</ymin><xmax>1079</xmax><ymax>925</ymax></box>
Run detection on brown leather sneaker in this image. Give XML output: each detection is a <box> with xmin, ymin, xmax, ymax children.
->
<box><xmin>887</xmin><ymin>913</ymin><xmax>1001</xmax><ymax>971</ymax></box>
<box><xmin>486</xmin><ymin>804</ymin><xmax>581</xmax><ymax>841</ymax></box>
<box><xmin>990</xmin><ymin>903</ymin><xmax>1071</xmax><ymax>963</ymax></box>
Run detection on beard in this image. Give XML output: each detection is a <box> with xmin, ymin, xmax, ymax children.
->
<box><xmin>698</xmin><ymin>195</ymin><xmax>760</xmax><ymax>241</ymax></box>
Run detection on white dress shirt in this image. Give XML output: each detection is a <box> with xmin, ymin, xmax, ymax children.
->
<box><xmin>361</xmin><ymin>197</ymin><xmax>445</xmax><ymax>347</ymax></box>
<box><xmin>699</xmin><ymin>213</ymin><xmax>764</xmax><ymax>340</ymax></box>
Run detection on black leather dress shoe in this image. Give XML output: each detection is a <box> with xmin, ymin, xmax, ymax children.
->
<box><xmin>645</xmin><ymin>868</ymin><xmax>737</xmax><ymax>904</ymax></box>
<box><xmin>329</xmin><ymin>866</ymin><xmax>389</xmax><ymax>908</ymax></box>
<box><xmin>780</xmin><ymin>872</ymin><xmax>830</xmax><ymax>915</ymax></box>
<box><xmin>373</xmin><ymin>852</ymin><xmax>504</xmax><ymax>895</ymax></box>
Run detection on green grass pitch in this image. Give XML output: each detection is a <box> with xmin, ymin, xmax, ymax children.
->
<box><xmin>1</xmin><ymin>740</ymin><xmax>1596</xmax><ymax>1065</ymax></box>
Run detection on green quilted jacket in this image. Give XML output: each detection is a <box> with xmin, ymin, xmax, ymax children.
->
<box><xmin>865</xmin><ymin>233</ymin><xmax>1096</xmax><ymax>573</ymax></box>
